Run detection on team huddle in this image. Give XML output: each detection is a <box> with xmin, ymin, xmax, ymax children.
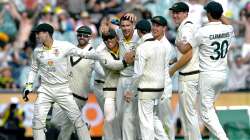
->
<box><xmin>22</xmin><ymin>1</ymin><xmax>234</xmax><ymax>140</ymax></box>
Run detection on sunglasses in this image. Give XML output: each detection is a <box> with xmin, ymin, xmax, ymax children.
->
<box><xmin>77</xmin><ymin>34</ymin><xmax>90</xmax><ymax>38</ymax></box>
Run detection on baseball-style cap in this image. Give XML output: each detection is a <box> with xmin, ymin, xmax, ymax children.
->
<box><xmin>135</xmin><ymin>19</ymin><xmax>151</xmax><ymax>33</ymax></box>
<box><xmin>151</xmin><ymin>16</ymin><xmax>168</xmax><ymax>26</ymax></box>
<box><xmin>102</xmin><ymin>29</ymin><xmax>117</xmax><ymax>41</ymax></box>
<box><xmin>204</xmin><ymin>1</ymin><xmax>223</xmax><ymax>19</ymax></box>
<box><xmin>33</xmin><ymin>23</ymin><xmax>54</xmax><ymax>35</ymax></box>
<box><xmin>169</xmin><ymin>2</ymin><xmax>189</xmax><ymax>12</ymax></box>
<box><xmin>77</xmin><ymin>26</ymin><xmax>92</xmax><ymax>36</ymax></box>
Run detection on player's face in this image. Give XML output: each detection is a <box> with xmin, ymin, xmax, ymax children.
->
<box><xmin>35</xmin><ymin>31</ymin><xmax>49</xmax><ymax>43</ymax></box>
<box><xmin>77</xmin><ymin>33</ymin><xmax>91</xmax><ymax>46</ymax></box>
<box><xmin>171</xmin><ymin>11</ymin><xmax>188</xmax><ymax>26</ymax></box>
<box><xmin>120</xmin><ymin>20</ymin><xmax>134</xmax><ymax>39</ymax></box>
<box><xmin>104</xmin><ymin>36</ymin><xmax>118</xmax><ymax>50</ymax></box>
<box><xmin>152</xmin><ymin>23</ymin><xmax>166</xmax><ymax>39</ymax></box>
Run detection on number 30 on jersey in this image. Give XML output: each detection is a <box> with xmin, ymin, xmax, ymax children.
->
<box><xmin>210</xmin><ymin>40</ymin><xmax>229</xmax><ymax>60</ymax></box>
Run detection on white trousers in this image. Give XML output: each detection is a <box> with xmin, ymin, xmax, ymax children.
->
<box><xmin>178</xmin><ymin>78</ymin><xmax>202</xmax><ymax>140</ymax></box>
<box><xmin>93</xmin><ymin>80</ymin><xmax>105</xmax><ymax>112</ymax></box>
<box><xmin>199</xmin><ymin>72</ymin><xmax>228</xmax><ymax>140</ymax></box>
<box><xmin>51</xmin><ymin>97</ymin><xmax>87</xmax><ymax>140</ymax></box>
<box><xmin>32</xmin><ymin>84</ymin><xmax>91</xmax><ymax>140</ymax></box>
<box><xmin>116</xmin><ymin>76</ymin><xmax>138</xmax><ymax>140</ymax></box>
<box><xmin>138</xmin><ymin>99</ymin><xmax>169</xmax><ymax>140</ymax></box>
<box><xmin>158</xmin><ymin>97</ymin><xmax>175</xmax><ymax>140</ymax></box>
<box><xmin>158</xmin><ymin>84</ymin><xmax>175</xmax><ymax>140</ymax></box>
<box><xmin>103</xmin><ymin>97</ymin><xmax>121</xmax><ymax>140</ymax></box>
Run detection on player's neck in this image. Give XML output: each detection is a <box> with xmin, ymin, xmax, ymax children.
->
<box><xmin>124</xmin><ymin>31</ymin><xmax>134</xmax><ymax>41</ymax></box>
<box><xmin>78</xmin><ymin>43</ymin><xmax>88</xmax><ymax>49</ymax></box>
<box><xmin>111</xmin><ymin>45</ymin><xmax>119</xmax><ymax>54</ymax></box>
<box><xmin>209</xmin><ymin>18</ymin><xmax>220</xmax><ymax>23</ymax></box>
<box><xmin>156</xmin><ymin>34</ymin><xmax>164</xmax><ymax>41</ymax></box>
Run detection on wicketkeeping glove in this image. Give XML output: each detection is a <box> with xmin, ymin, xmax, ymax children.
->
<box><xmin>23</xmin><ymin>83</ymin><xmax>33</xmax><ymax>102</ymax></box>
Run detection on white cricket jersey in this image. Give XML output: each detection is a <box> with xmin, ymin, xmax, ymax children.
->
<box><xmin>190</xmin><ymin>22</ymin><xmax>234</xmax><ymax>72</ymax></box>
<box><xmin>27</xmin><ymin>40</ymin><xmax>98</xmax><ymax>85</ymax></box>
<box><xmin>93</xmin><ymin>42</ymin><xmax>106</xmax><ymax>81</ymax></box>
<box><xmin>159</xmin><ymin>36</ymin><xmax>175</xmax><ymax>97</ymax></box>
<box><xmin>134</xmin><ymin>33</ymin><xmax>167</xmax><ymax>90</ymax></box>
<box><xmin>68</xmin><ymin>44</ymin><xmax>94</xmax><ymax>98</ymax></box>
<box><xmin>99</xmin><ymin>47</ymin><xmax>125</xmax><ymax>98</ymax></box>
<box><xmin>175</xmin><ymin>18</ymin><xmax>199</xmax><ymax>73</ymax></box>
<box><xmin>116</xmin><ymin>29</ymin><xmax>140</xmax><ymax>76</ymax></box>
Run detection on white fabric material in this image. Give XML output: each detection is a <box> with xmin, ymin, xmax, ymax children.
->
<box><xmin>158</xmin><ymin>97</ymin><xmax>175</xmax><ymax>140</ymax></box>
<box><xmin>241</xmin><ymin>43</ymin><xmax>250</xmax><ymax>58</ymax></box>
<box><xmin>98</xmin><ymin>48</ymin><xmax>124</xmax><ymax>98</ymax></box>
<box><xmin>103</xmin><ymin>98</ymin><xmax>121</xmax><ymax>140</ymax></box>
<box><xmin>93</xmin><ymin>43</ymin><xmax>106</xmax><ymax>112</ymax></box>
<box><xmin>190</xmin><ymin>21</ymin><xmax>234</xmax><ymax>140</ymax></box>
<box><xmin>27</xmin><ymin>40</ymin><xmax>98</xmax><ymax>85</ymax></box>
<box><xmin>33</xmin><ymin>84</ymin><xmax>90</xmax><ymax>140</ymax></box>
<box><xmin>98</xmin><ymin>46</ymin><xmax>125</xmax><ymax>139</ymax></box>
<box><xmin>178</xmin><ymin>79</ymin><xmax>202</xmax><ymax>140</ymax></box>
<box><xmin>116</xmin><ymin>29</ymin><xmax>140</xmax><ymax>77</ymax></box>
<box><xmin>175</xmin><ymin>18</ymin><xmax>199</xmax><ymax>74</ymax></box>
<box><xmin>115</xmin><ymin>29</ymin><xmax>140</xmax><ymax>140</ymax></box>
<box><xmin>190</xmin><ymin>22</ymin><xmax>234</xmax><ymax>72</ymax></box>
<box><xmin>175</xmin><ymin>18</ymin><xmax>201</xmax><ymax>140</ymax></box>
<box><xmin>27</xmin><ymin>40</ymin><xmax>97</xmax><ymax>140</ymax></box>
<box><xmin>199</xmin><ymin>72</ymin><xmax>228</xmax><ymax>140</ymax></box>
<box><xmin>116</xmin><ymin>76</ymin><xmax>138</xmax><ymax>140</ymax></box>
<box><xmin>138</xmin><ymin>99</ymin><xmax>168</xmax><ymax>140</ymax></box>
<box><xmin>132</xmin><ymin>33</ymin><xmax>168</xmax><ymax>140</ymax></box>
<box><xmin>158</xmin><ymin>36</ymin><xmax>175</xmax><ymax>140</ymax></box>
<box><xmin>68</xmin><ymin>44</ymin><xmax>94</xmax><ymax>98</ymax></box>
<box><xmin>50</xmin><ymin>44</ymin><xmax>94</xmax><ymax>140</ymax></box>
<box><xmin>133</xmin><ymin>34</ymin><xmax>166</xmax><ymax>95</ymax></box>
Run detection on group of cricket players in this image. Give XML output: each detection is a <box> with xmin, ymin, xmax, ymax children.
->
<box><xmin>22</xmin><ymin>1</ymin><xmax>234</xmax><ymax>140</ymax></box>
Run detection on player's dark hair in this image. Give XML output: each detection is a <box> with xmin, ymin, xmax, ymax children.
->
<box><xmin>210</xmin><ymin>12</ymin><xmax>222</xmax><ymax>20</ymax></box>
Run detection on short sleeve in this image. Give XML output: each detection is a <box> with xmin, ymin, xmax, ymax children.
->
<box><xmin>181</xmin><ymin>24</ymin><xmax>196</xmax><ymax>45</ymax></box>
<box><xmin>189</xmin><ymin>29</ymin><xmax>202</xmax><ymax>48</ymax></box>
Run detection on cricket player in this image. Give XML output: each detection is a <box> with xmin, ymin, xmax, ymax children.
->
<box><xmin>99</xmin><ymin>13</ymin><xmax>140</xmax><ymax>139</ymax></box>
<box><xmin>22</xmin><ymin>23</ymin><xmax>100</xmax><ymax>140</ymax></box>
<box><xmin>92</xmin><ymin>42</ymin><xmax>106</xmax><ymax>112</ymax></box>
<box><xmin>126</xmin><ymin>19</ymin><xmax>168</xmax><ymax>140</ymax></box>
<box><xmin>116</xmin><ymin>14</ymin><xmax>140</xmax><ymax>140</ymax></box>
<box><xmin>189</xmin><ymin>1</ymin><xmax>234</xmax><ymax>140</ymax></box>
<box><xmin>50</xmin><ymin>25</ymin><xmax>94</xmax><ymax>140</ymax></box>
<box><xmin>169</xmin><ymin>2</ymin><xmax>202</xmax><ymax>140</ymax></box>
<box><xmin>151</xmin><ymin>16</ymin><xmax>176</xmax><ymax>140</ymax></box>
<box><xmin>98</xmin><ymin>29</ymin><xmax>133</xmax><ymax>140</ymax></box>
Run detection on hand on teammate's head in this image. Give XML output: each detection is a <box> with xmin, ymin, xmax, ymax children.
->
<box><xmin>123</xmin><ymin>13</ymin><xmax>137</xmax><ymax>23</ymax></box>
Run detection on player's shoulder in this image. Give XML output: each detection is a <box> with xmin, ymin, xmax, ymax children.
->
<box><xmin>57</xmin><ymin>40</ymin><xmax>74</xmax><ymax>46</ymax></box>
<box><xmin>161</xmin><ymin>37</ymin><xmax>171</xmax><ymax>46</ymax></box>
<box><xmin>33</xmin><ymin>46</ymin><xmax>42</xmax><ymax>53</ymax></box>
<box><xmin>182</xmin><ymin>19</ymin><xmax>197</xmax><ymax>29</ymax></box>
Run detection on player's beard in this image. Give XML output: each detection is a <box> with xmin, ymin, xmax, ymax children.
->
<box><xmin>78</xmin><ymin>39</ymin><xmax>88</xmax><ymax>47</ymax></box>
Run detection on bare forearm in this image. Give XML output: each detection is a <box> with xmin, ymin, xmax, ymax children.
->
<box><xmin>170</xmin><ymin>49</ymin><xmax>192</xmax><ymax>76</ymax></box>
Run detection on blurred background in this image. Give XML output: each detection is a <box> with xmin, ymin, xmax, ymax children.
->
<box><xmin>0</xmin><ymin>0</ymin><xmax>249</xmax><ymax>139</ymax></box>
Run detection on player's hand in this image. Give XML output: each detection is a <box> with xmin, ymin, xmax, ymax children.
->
<box><xmin>22</xmin><ymin>83</ymin><xmax>33</xmax><ymax>102</ymax></box>
<box><xmin>123</xmin><ymin>13</ymin><xmax>137</xmax><ymax>23</ymax></box>
<box><xmin>169</xmin><ymin>67</ymin><xmax>176</xmax><ymax>77</ymax></box>
<box><xmin>100</xmin><ymin>17</ymin><xmax>110</xmax><ymax>34</ymax></box>
<box><xmin>124</xmin><ymin>51</ymin><xmax>135</xmax><ymax>64</ymax></box>
<box><xmin>124</xmin><ymin>91</ymin><xmax>133</xmax><ymax>103</ymax></box>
